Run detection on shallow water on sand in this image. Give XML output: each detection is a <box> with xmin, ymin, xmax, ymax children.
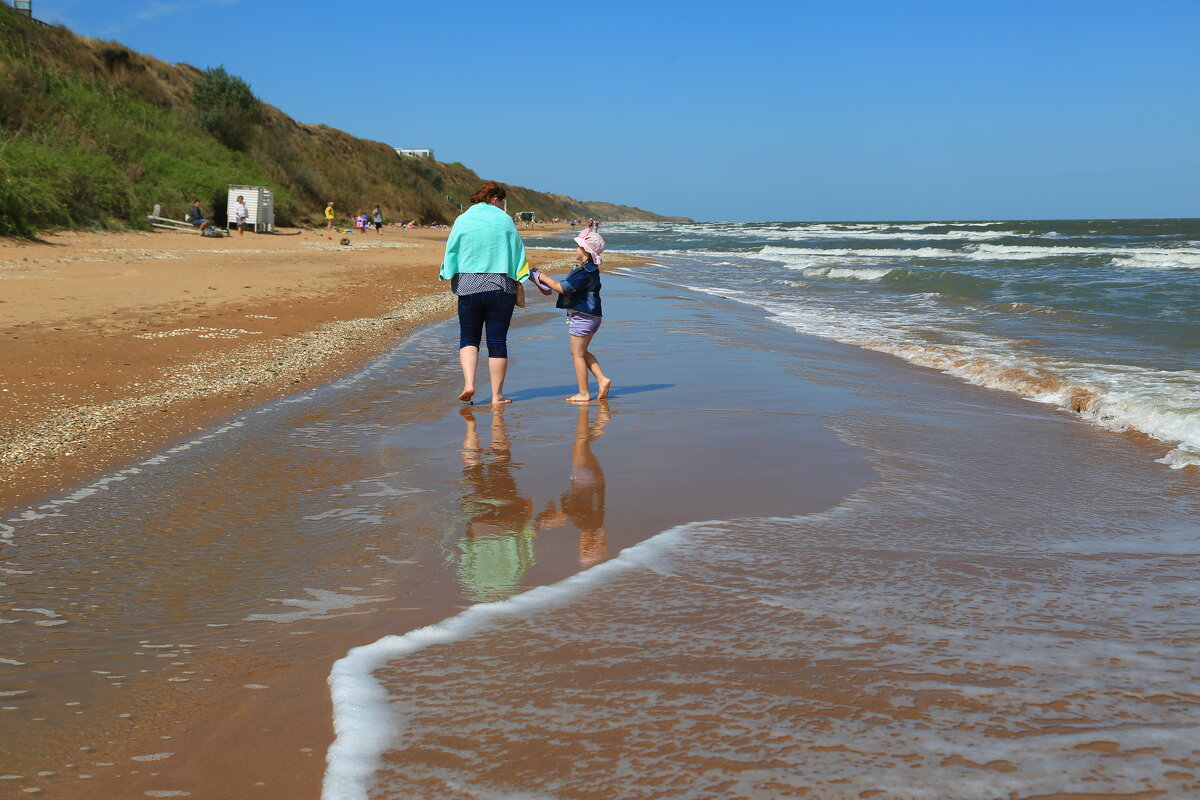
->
<box><xmin>325</xmin><ymin>280</ymin><xmax>1200</xmax><ymax>799</ymax></box>
<box><xmin>3</xmin><ymin>270</ymin><xmax>1197</xmax><ymax>799</ymax></box>
<box><xmin>0</xmin><ymin>277</ymin><xmax>869</xmax><ymax>798</ymax></box>
<box><xmin>533</xmin><ymin>219</ymin><xmax>1200</xmax><ymax>470</ymax></box>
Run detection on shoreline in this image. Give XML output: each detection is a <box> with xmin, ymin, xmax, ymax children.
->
<box><xmin>0</xmin><ymin>224</ymin><xmax>636</xmax><ymax>511</ymax></box>
<box><xmin>1</xmin><ymin>272</ymin><xmax>877</xmax><ymax>799</ymax></box>
<box><xmin>3</xmin><ymin>266</ymin><xmax>1196</xmax><ymax>799</ymax></box>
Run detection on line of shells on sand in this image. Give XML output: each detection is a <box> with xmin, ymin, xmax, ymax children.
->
<box><xmin>0</xmin><ymin>293</ymin><xmax>454</xmax><ymax>474</ymax></box>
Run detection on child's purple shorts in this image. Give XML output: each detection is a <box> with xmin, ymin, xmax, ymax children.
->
<box><xmin>566</xmin><ymin>312</ymin><xmax>602</xmax><ymax>338</ymax></box>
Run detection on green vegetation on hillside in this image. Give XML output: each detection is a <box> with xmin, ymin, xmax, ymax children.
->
<box><xmin>0</xmin><ymin>6</ymin><xmax>687</xmax><ymax>237</ymax></box>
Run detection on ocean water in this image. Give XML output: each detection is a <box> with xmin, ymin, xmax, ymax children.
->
<box><xmin>535</xmin><ymin>219</ymin><xmax>1200</xmax><ymax>470</ymax></box>
<box><xmin>322</xmin><ymin>249</ymin><xmax>1200</xmax><ymax>799</ymax></box>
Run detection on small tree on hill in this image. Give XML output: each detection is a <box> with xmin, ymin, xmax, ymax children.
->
<box><xmin>191</xmin><ymin>66</ymin><xmax>262</xmax><ymax>152</ymax></box>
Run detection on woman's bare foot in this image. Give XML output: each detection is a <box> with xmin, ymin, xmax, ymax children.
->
<box><xmin>458</xmin><ymin>387</ymin><xmax>475</xmax><ymax>402</ymax></box>
<box><xmin>566</xmin><ymin>393</ymin><xmax>591</xmax><ymax>403</ymax></box>
<box><xmin>491</xmin><ymin>397</ymin><xmax>513</xmax><ymax>406</ymax></box>
<box><xmin>597</xmin><ymin>378</ymin><xmax>612</xmax><ymax>399</ymax></box>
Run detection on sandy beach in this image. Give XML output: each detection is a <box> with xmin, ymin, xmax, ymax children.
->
<box><xmin>5</xmin><ymin>0</ymin><xmax>1195</xmax><ymax>794</ymax></box>
<box><xmin>2</xmin><ymin>227</ymin><xmax>1198</xmax><ymax>799</ymax></box>
<box><xmin>0</xmin><ymin>223</ymin><xmax>632</xmax><ymax>510</ymax></box>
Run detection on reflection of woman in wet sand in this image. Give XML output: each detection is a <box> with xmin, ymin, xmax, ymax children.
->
<box><xmin>457</xmin><ymin>407</ymin><xmax>535</xmax><ymax>601</ymax></box>
<box><xmin>536</xmin><ymin>401</ymin><xmax>610</xmax><ymax>566</ymax></box>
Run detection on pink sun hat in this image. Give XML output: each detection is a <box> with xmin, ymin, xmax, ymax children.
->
<box><xmin>573</xmin><ymin>228</ymin><xmax>605</xmax><ymax>265</ymax></box>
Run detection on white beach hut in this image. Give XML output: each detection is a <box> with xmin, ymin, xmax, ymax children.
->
<box><xmin>226</xmin><ymin>185</ymin><xmax>275</xmax><ymax>233</ymax></box>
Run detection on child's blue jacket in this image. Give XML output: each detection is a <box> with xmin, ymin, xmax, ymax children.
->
<box><xmin>555</xmin><ymin>261</ymin><xmax>603</xmax><ymax>317</ymax></box>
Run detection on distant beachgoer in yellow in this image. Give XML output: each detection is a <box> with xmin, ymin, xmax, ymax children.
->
<box><xmin>325</xmin><ymin>202</ymin><xmax>334</xmax><ymax>230</ymax></box>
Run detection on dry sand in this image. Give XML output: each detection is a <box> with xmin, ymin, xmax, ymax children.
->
<box><xmin>0</xmin><ymin>223</ymin><xmax>622</xmax><ymax>510</ymax></box>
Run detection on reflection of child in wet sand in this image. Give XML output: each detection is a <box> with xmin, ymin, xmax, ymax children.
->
<box><xmin>529</xmin><ymin>228</ymin><xmax>612</xmax><ymax>403</ymax></box>
<box><xmin>536</xmin><ymin>401</ymin><xmax>610</xmax><ymax>566</ymax></box>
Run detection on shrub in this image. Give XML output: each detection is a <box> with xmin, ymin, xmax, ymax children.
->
<box><xmin>191</xmin><ymin>66</ymin><xmax>262</xmax><ymax>152</ymax></box>
<box><xmin>99</xmin><ymin>44</ymin><xmax>132</xmax><ymax>71</ymax></box>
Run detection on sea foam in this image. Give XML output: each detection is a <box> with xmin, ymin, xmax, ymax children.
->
<box><xmin>801</xmin><ymin>265</ymin><xmax>896</xmax><ymax>281</ymax></box>
<box><xmin>324</xmin><ymin>489</ymin><xmax>1200</xmax><ymax>799</ymax></box>
<box><xmin>321</xmin><ymin>521</ymin><xmax>714</xmax><ymax>800</ymax></box>
<box><xmin>682</xmin><ymin>283</ymin><xmax>1200</xmax><ymax>471</ymax></box>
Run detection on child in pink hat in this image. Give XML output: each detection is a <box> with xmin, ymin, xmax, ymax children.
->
<box><xmin>530</xmin><ymin>228</ymin><xmax>612</xmax><ymax>402</ymax></box>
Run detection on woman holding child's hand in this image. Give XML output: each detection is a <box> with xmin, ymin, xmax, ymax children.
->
<box><xmin>439</xmin><ymin>181</ymin><xmax>531</xmax><ymax>406</ymax></box>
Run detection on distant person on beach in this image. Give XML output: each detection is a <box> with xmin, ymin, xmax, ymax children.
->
<box><xmin>536</xmin><ymin>401</ymin><xmax>610</xmax><ymax>566</ymax></box>
<box><xmin>439</xmin><ymin>181</ymin><xmax>531</xmax><ymax>406</ymax></box>
<box><xmin>233</xmin><ymin>195</ymin><xmax>248</xmax><ymax>237</ymax></box>
<box><xmin>187</xmin><ymin>201</ymin><xmax>211</xmax><ymax>233</ymax></box>
<box><xmin>529</xmin><ymin>227</ymin><xmax>611</xmax><ymax>403</ymax></box>
<box><xmin>372</xmin><ymin>206</ymin><xmax>383</xmax><ymax>235</ymax></box>
<box><xmin>325</xmin><ymin>202</ymin><xmax>335</xmax><ymax>230</ymax></box>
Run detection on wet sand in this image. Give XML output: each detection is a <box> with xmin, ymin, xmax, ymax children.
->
<box><xmin>3</xmin><ymin>268</ymin><xmax>1198</xmax><ymax>798</ymax></box>
<box><xmin>346</xmin><ymin>281</ymin><xmax>1200</xmax><ymax>799</ymax></box>
<box><xmin>1</xmin><ymin>272</ymin><xmax>873</xmax><ymax>798</ymax></box>
<box><xmin>0</xmin><ymin>223</ymin><xmax>617</xmax><ymax>510</ymax></box>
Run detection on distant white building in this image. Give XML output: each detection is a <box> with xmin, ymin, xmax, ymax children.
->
<box><xmin>394</xmin><ymin>147</ymin><xmax>435</xmax><ymax>159</ymax></box>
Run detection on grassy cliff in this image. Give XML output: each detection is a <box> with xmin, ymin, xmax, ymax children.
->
<box><xmin>0</xmin><ymin>6</ymin><xmax>687</xmax><ymax>237</ymax></box>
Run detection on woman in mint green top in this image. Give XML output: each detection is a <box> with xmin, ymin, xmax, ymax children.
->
<box><xmin>440</xmin><ymin>181</ymin><xmax>531</xmax><ymax>406</ymax></box>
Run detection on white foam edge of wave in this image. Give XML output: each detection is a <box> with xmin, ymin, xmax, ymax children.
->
<box><xmin>761</xmin><ymin>245</ymin><xmax>958</xmax><ymax>259</ymax></box>
<box><xmin>606</xmin><ymin>221</ymin><xmax>1019</xmax><ymax>237</ymax></box>
<box><xmin>972</xmin><ymin>243</ymin><xmax>1200</xmax><ymax>264</ymax></box>
<box><xmin>608</xmin><ymin>244</ymin><xmax>1198</xmax><ymax>272</ymax></box>
<box><xmin>856</xmin><ymin>341</ymin><xmax>1200</xmax><ymax>472</ymax></box>
<box><xmin>801</xmin><ymin>265</ymin><xmax>896</xmax><ymax>281</ymax></box>
<box><xmin>1111</xmin><ymin>251</ymin><xmax>1200</xmax><ymax>270</ymax></box>
<box><xmin>914</xmin><ymin>349</ymin><xmax>1200</xmax><ymax>469</ymax></box>
<box><xmin>743</xmin><ymin>229</ymin><xmax>1033</xmax><ymax>242</ymax></box>
<box><xmin>680</xmin><ymin>283</ymin><xmax>1200</xmax><ymax>472</ymax></box>
<box><xmin>757</xmin><ymin>243</ymin><xmax>1200</xmax><ymax>266</ymax></box>
<box><xmin>321</xmin><ymin>518</ymin><xmax>718</xmax><ymax>800</ymax></box>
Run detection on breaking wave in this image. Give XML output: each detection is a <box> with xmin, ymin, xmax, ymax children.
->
<box><xmin>684</xmin><ymin>284</ymin><xmax>1200</xmax><ymax>471</ymax></box>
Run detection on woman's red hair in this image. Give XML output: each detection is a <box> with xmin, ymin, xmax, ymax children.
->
<box><xmin>468</xmin><ymin>181</ymin><xmax>506</xmax><ymax>206</ymax></box>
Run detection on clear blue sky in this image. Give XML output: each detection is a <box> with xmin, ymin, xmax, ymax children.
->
<box><xmin>27</xmin><ymin>0</ymin><xmax>1200</xmax><ymax>222</ymax></box>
